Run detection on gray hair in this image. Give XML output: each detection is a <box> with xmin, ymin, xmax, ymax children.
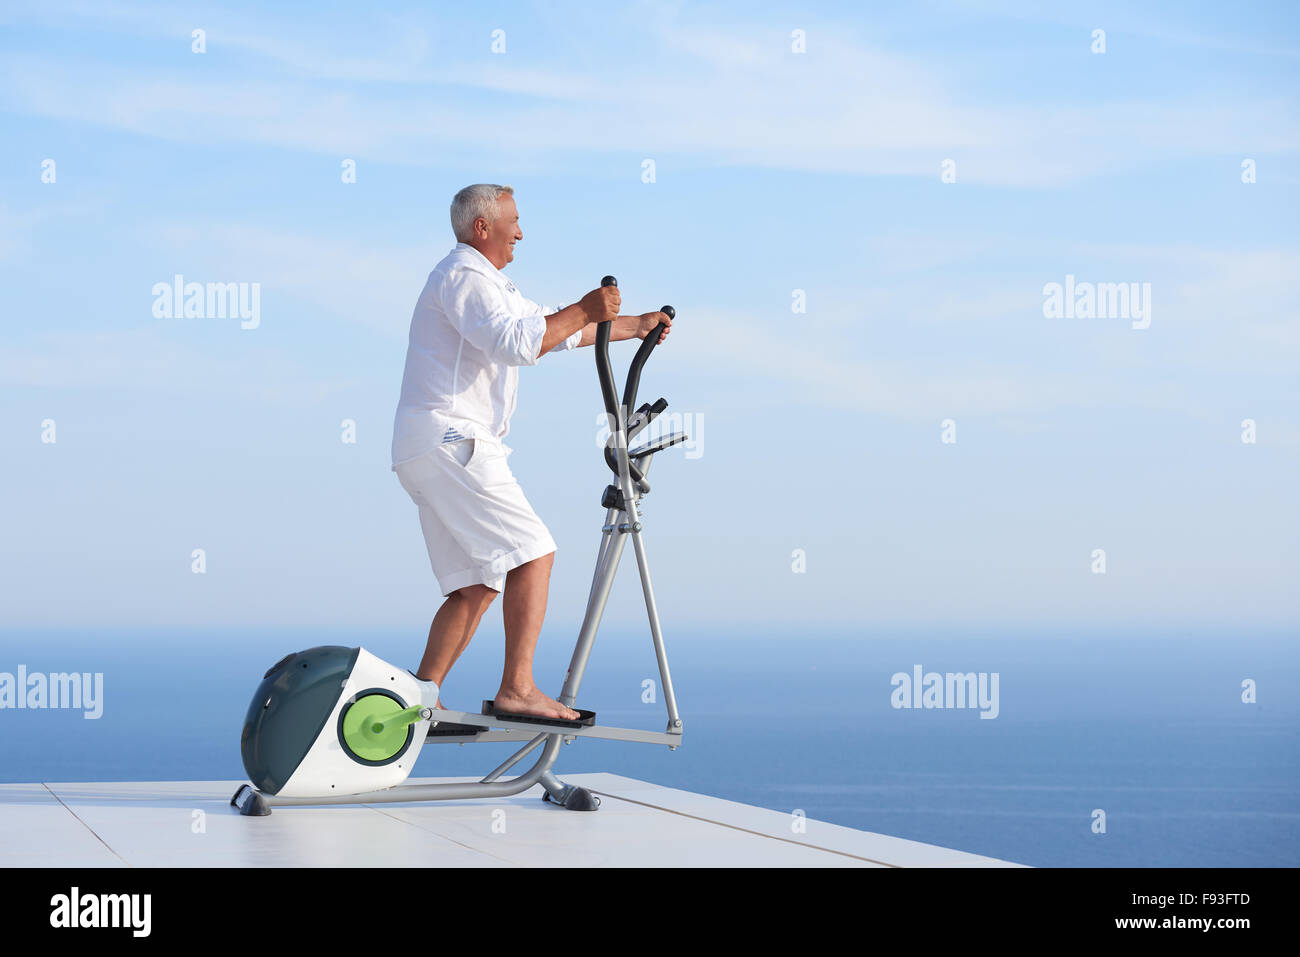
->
<box><xmin>450</xmin><ymin>184</ymin><xmax>514</xmax><ymax>242</ymax></box>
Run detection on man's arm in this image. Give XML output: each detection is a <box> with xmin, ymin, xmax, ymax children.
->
<box><xmin>570</xmin><ymin>313</ymin><xmax>671</xmax><ymax>349</ymax></box>
<box><xmin>539</xmin><ymin>313</ymin><xmax>650</xmax><ymax>354</ymax></box>
<box><xmin>538</xmin><ymin>284</ymin><xmax>621</xmax><ymax>356</ymax></box>
<box><xmin>539</xmin><ymin>302</ymin><xmax>594</xmax><ymax>356</ymax></box>
<box><xmin>571</xmin><ymin>315</ymin><xmax>637</xmax><ymax>349</ymax></box>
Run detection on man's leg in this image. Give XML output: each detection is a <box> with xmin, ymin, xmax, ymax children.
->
<box><xmin>415</xmin><ymin>584</ymin><xmax>498</xmax><ymax>705</ymax></box>
<box><xmin>493</xmin><ymin>551</ymin><xmax>580</xmax><ymax>720</ymax></box>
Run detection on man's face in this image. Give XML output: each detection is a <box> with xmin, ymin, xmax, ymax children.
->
<box><xmin>475</xmin><ymin>194</ymin><xmax>522</xmax><ymax>269</ymax></box>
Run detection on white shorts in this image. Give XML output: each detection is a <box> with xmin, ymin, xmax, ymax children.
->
<box><xmin>394</xmin><ymin>438</ymin><xmax>557</xmax><ymax>596</ymax></box>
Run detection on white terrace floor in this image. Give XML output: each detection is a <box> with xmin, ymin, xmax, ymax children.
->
<box><xmin>0</xmin><ymin>773</ymin><xmax>1025</xmax><ymax>868</ymax></box>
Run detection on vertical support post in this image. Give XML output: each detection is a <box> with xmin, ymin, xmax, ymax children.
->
<box><xmin>557</xmin><ymin>525</ymin><xmax>630</xmax><ymax>707</ymax></box>
<box><xmin>628</xmin><ymin>525</ymin><xmax>682</xmax><ymax>732</ymax></box>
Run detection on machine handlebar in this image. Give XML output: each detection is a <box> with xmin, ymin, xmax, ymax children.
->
<box><xmin>622</xmin><ymin>305</ymin><xmax>673</xmax><ymax>414</ymax></box>
<box><xmin>594</xmin><ymin>276</ymin><xmax>674</xmax><ymax>486</ymax></box>
<box><xmin>594</xmin><ymin>275</ymin><xmax>621</xmax><ymax>431</ymax></box>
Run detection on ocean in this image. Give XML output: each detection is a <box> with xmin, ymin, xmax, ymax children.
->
<box><xmin>2</xmin><ymin>626</ymin><xmax>1296</xmax><ymax>867</ymax></box>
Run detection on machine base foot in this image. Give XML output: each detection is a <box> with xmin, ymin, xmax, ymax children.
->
<box><xmin>231</xmin><ymin>784</ymin><xmax>272</xmax><ymax>816</ymax></box>
<box><xmin>543</xmin><ymin>784</ymin><xmax>601</xmax><ymax>811</ymax></box>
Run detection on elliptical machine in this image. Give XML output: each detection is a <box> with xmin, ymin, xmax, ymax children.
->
<box><xmin>231</xmin><ymin>277</ymin><xmax>686</xmax><ymax>815</ymax></box>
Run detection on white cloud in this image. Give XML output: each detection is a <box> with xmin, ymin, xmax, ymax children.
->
<box><xmin>674</xmin><ymin>307</ymin><xmax>1186</xmax><ymax>422</ymax></box>
<box><xmin>2</xmin><ymin>5</ymin><xmax>1295</xmax><ymax>185</ymax></box>
<box><xmin>145</xmin><ymin>223</ymin><xmax>439</xmax><ymax>340</ymax></box>
<box><xmin>0</xmin><ymin>326</ymin><xmax>359</xmax><ymax>403</ymax></box>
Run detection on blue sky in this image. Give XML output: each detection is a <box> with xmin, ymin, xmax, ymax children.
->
<box><xmin>1</xmin><ymin>0</ymin><xmax>1297</xmax><ymax>634</ymax></box>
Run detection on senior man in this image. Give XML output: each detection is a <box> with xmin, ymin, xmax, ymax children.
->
<box><xmin>391</xmin><ymin>184</ymin><xmax>671</xmax><ymax>722</ymax></box>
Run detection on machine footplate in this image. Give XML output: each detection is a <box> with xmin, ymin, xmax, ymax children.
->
<box><xmin>426</xmin><ymin>719</ymin><xmax>490</xmax><ymax>737</ymax></box>
<box><xmin>481</xmin><ymin>700</ymin><xmax>596</xmax><ymax>728</ymax></box>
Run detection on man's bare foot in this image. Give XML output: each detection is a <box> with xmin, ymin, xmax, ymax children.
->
<box><xmin>492</xmin><ymin>685</ymin><xmax>580</xmax><ymax>721</ymax></box>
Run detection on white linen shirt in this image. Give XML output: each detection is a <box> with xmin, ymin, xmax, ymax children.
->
<box><xmin>390</xmin><ymin>242</ymin><xmax>582</xmax><ymax>469</ymax></box>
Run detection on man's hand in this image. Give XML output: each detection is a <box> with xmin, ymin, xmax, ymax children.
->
<box><xmin>579</xmin><ymin>285</ymin><xmax>621</xmax><ymax>324</ymax></box>
<box><xmin>635</xmin><ymin>311</ymin><xmax>672</xmax><ymax>344</ymax></box>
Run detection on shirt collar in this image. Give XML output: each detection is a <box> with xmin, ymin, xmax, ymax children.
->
<box><xmin>454</xmin><ymin>242</ymin><xmax>518</xmax><ymax>293</ymax></box>
<box><xmin>455</xmin><ymin>242</ymin><xmax>502</xmax><ymax>275</ymax></box>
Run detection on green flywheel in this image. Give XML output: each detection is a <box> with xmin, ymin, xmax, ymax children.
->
<box><xmin>340</xmin><ymin>694</ymin><xmax>423</xmax><ymax>762</ymax></box>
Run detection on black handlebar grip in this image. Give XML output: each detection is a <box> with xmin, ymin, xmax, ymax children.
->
<box><xmin>595</xmin><ymin>277</ymin><xmax>621</xmax><ymax>413</ymax></box>
<box><xmin>621</xmin><ymin>304</ymin><xmax>673</xmax><ymax>414</ymax></box>
<box><xmin>595</xmin><ymin>281</ymin><xmax>618</xmax><ymax>422</ymax></box>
